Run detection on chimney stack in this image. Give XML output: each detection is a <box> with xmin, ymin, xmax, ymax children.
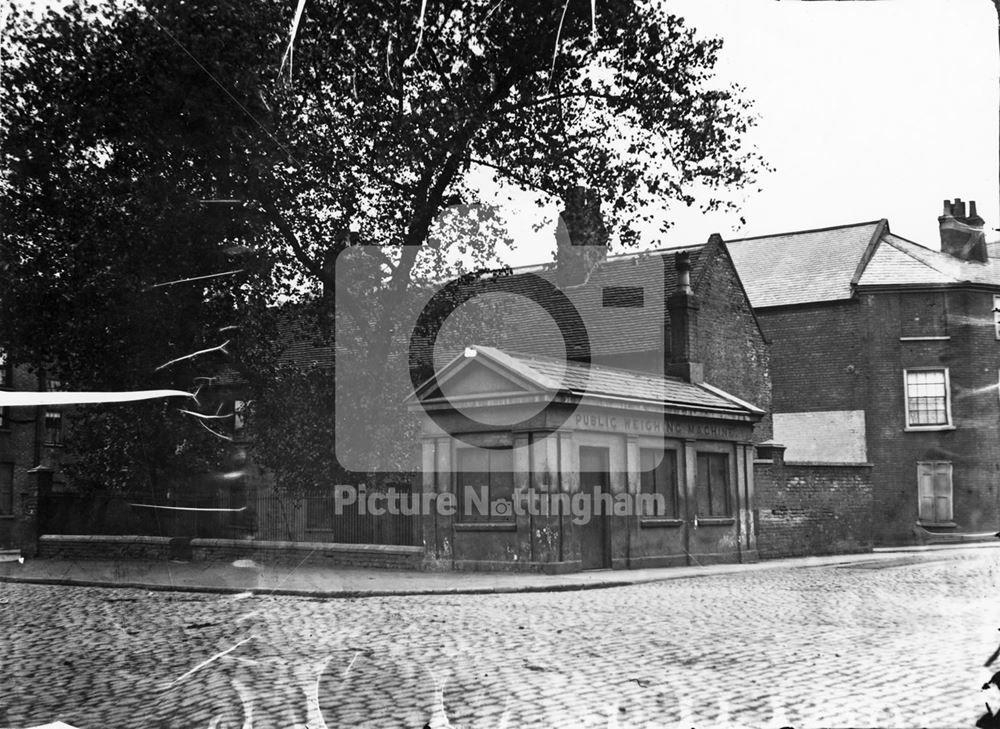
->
<box><xmin>666</xmin><ymin>247</ymin><xmax>703</xmax><ymax>384</ymax></box>
<box><xmin>939</xmin><ymin>198</ymin><xmax>988</xmax><ymax>263</ymax></box>
<box><xmin>555</xmin><ymin>186</ymin><xmax>608</xmax><ymax>287</ymax></box>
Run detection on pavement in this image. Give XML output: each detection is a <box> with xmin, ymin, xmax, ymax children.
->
<box><xmin>0</xmin><ymin>541</ymin><xmax>998</xmax><ymax>597</ymax></box>
<box><xmin>2</xmin><ymin>543</ymin><xmax>1000</xmax><ymax>728</ymax></box>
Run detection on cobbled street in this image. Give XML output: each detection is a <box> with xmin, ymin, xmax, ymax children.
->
<box><xmin>2</xmin><ymin>547</ymin><xmax>1000</xmax><ymax>729</ymax></box>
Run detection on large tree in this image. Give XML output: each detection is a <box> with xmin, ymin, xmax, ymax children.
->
<box><xmin>1</xmin><ymin>0</ymin><xmax>766</xmax><ymax>495</ymax></box>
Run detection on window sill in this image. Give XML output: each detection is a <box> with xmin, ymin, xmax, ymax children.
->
<box><xmin>904</xmin><ymin>425</ymin><xmax>956</xmax><ymax>432</ymax></box>
<box><xmin>916</xmin><ymin>520</ymin><xmax>958</xmax><ymax>529</ymax></box>
<box><xmin>640</xmin><ymin>518</ymin><xmax>683</xmax><ymax>528</ymax></box>
<box><xmin>454</xmin><ymin>522</ymin><xmax>516</xmax><ymax>532</ymax></box>
<box><xmin>695</xmin><ymin>517</ymin><xmax>735</xmax><ymax>526</ymax></box>
<box><xmin>899</xmin><ymin>336</ymin><xmax>950</xmax><ymax>341</ymax></box>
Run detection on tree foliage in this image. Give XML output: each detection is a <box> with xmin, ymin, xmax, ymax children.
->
<box><xmin>1</xmin><ymin>0</ymin><xmax>765</xmax><ymax>495</ymax></box>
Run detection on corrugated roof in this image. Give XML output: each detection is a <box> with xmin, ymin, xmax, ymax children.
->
<box><xmin>421</xmin><ymin>345</ymin><xmax>759</xmax><ymax>414</ymax></box>
<box><xmin>727</xmin><ymin>221</ymin><xmax>883</xmax><ymax>308</ymax></box>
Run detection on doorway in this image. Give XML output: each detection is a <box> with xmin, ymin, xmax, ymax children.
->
<box><xmin>579</xmin><ymin>446</ymin><xmax>611</xmax><ymax>569</ymax></box>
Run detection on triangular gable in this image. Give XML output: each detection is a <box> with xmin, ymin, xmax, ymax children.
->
<box><xmin>407</xmin><ymin>346</ymin><xmax>558</xmax><ymax>405</ymax></box>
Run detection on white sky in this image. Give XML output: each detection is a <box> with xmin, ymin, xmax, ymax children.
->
<box><xmin>487</xmin><ymin>0</ymin><xmax>1000</xmax><ymax>268</ymax></box>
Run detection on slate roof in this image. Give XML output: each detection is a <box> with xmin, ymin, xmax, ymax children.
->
<box><xmin>856</xmin><ymin>233</ymin><xmax>1000</xmax><ymax>288</ymax></box>
<box><xmin>726</xmin><ymin>221</ymin><xmax>884</xmax><ymax>308</ymax></box>
<box><xmin>479</xmin><ymin>243</ymin><xmax>710</xmax><ymax>359</ymax></box>
<box><xmin>415</xmin><ymin>345</ymin><xmax>762</xmax><ymax>415</ymax></box>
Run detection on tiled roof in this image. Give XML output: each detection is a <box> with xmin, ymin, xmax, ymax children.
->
<box><xmin>420</xmin><ymin>345</ymin><xmax>760</xmax><ymax>415</ymax></box>
<box><xmin>727</xmin><ymin>221</ymin><xmax>884</xmax><ymax>308</ymax></box>
<box><xmin>857</xmin><ymin>234</ymin><xmax>1000</xmax><ymax>288</ymax></box>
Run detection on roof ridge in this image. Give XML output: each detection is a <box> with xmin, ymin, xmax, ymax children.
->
<box><xmin>726</xmin><ymin>219</ymin><xmax>883</xmax><ymax>244</ymax></box>
<box><xmin>881</xmin><ymin>236</ymin><xmax>960</xmax><ymax>282</ymax></box>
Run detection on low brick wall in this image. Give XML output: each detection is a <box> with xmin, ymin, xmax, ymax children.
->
<box><xmin>755</xmin><ymin>449</ymin><xmax>874</xmax><ymax>559</ymax></box>
<box><xmin>36</xmin><ymin>535</ymin><xmax>424</xmax><ymax>569</ymax></box>
<box><xmin>38</xmin><ymin>534</ymin><xmax>174</xmax><ymax>561</ymax></box>
<box><xmin>190</xmin><ymin>539</ymin><xmax>424</xmax><ymax>569</ymax></box>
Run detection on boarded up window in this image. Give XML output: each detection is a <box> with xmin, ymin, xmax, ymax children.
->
<box><xmin>900</xmin><ymin>293</ymin><xmax>946</xmax><ymax>337</ymax></box>
<box><xmin>917</xmin><ymin>461</ymin><xmax>953</xmax><ymax>523</ymax></box>
<box><xmin>696</xmin><ymin>452</ymin><xmax>731</xmax><ymax>517</ymax></box>
<box><xmin>456</xmin><ymin>448</ymin><xmax>514</xmax><ymax>522</ymax></box>
<box><xmin>639</xmin><ymin>448</ymin><xmax>678</xmax><ymax>517</ymax></box>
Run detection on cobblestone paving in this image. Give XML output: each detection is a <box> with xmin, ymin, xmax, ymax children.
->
<box><xmin>2</xmin><ymin>549</ymin><xmax>1000</xmax><ymax>728</ymax></box>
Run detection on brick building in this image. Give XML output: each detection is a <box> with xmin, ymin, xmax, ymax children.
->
<box><xmin>728</xmin><ymin>199</ymin><xmax>1000</xmax><ymax>545</ymax></box>
<box><xmin>404</xmin><ymin>190</ymin><xmax>776</xmax><ymax>570</ymax></box>
<box><xmin>0</xmin><ymin>354</ymin><xmax>68</xmax><ymax>550</ymax></box>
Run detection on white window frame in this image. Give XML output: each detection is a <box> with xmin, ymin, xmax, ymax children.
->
<box><xmin>994</xmin><ymin>295</ymin><xmax>1000</xmax><ymax>339</ymax></box>
<box><xmin>917</xmin><ymin>461</ymin><xmax>954</xmax><ymax>525</ymax></box>
<box><xmin>903</xmin><ymin>368</ymin><xmax>954</xmax><ymax>431</ymax></box>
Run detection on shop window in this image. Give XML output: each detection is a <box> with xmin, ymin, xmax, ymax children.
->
<box><xmin>0</xmin><ymin>463</ymin><xmax>12</xmax><ymax>515</ymax></box>
<box><xmin>639</xmin><ymin>448</ymin><xmax>678</xmax><ymax>517</ymax></box>
<box><xmin>455</xmin><ymin>448</ymin><xmax>514</xmax><ymax>523</ymax></box>
<box><xmin>696</xmin><ymin>452</ymin><xmax>730</xmax><ymax>517</ymax></box>
<box><xmin>904</xmin><ymin>369</ymin><xmax>951</xmax><ymax>428</ymax></box>
<box><xmin>917</xmin><ymin>461</ymin><xmax>953</xmax><ymax>524</ymax></box>
<box><xmin>44</xmin><ymin>379</ymin><xmax>63</xmax><ymax>445</ymax></box>
<box><xmin>900</xmin><ymin>292</ymin><xmax>946</xmax><ymax>337</ymax></box>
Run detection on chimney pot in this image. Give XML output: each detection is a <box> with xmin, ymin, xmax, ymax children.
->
<box><xmin>939</xmin><ymin>196</ymin><xmax>988</xmax><ymax>262</ymax></box>
<box><xmin>555</xmin><ymin>186</ymin><xmax>608</xmax><ymax>287</ymax></box>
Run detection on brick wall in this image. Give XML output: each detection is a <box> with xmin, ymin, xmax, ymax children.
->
<box><xmin>0</xmin><ymin>364</ymin><xmax>70</xmax><ymax>549</ymax></box>
<box><xmin>38</xmin><ymin>534</ymin><xmax>174</xmax><ymax>560</ymax></box>
<box><xmin>755</xmin><ymin>450</ymin><xmax>873</xmax><ymax>559</ymax></box>
<box><xmin>861</xmin><ymin>289</ymin><xmax>1000</xmax><ymax>543</ymax></box>
<box><xmin>35</xmin><ymin>534</ymin><xmax>424</xmax><ymax>569</ymax></box>
<box><xmin>755</xmin><ymin>300</ymin><xmax>866</xmax><ymax>413</ymax></box>
<box><xmin>697</xmin><ymin>245</ymin><xmax>772</xmax><ymax>442</ymax></box>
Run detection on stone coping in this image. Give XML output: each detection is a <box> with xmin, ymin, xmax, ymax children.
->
<box><xmin>40</xmin><ymin>534</ymin><xmax>172</xmax><ymax>544</ymax></box>
<box><xmin>190</xmin><ymin>538</ymin><xmax>423</xmax><ymax>555</ymax></box>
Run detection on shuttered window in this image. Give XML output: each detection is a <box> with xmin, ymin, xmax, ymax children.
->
<box><xmin>917</xmin><ymin>461</ymin><xmax>953</xmax><ymax>524</ymax></box>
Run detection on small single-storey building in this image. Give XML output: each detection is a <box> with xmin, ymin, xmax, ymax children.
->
<box><xmin>407</xmin><ymin>345</ymin><xmax>764</xmax><ymax>572</ymax></box>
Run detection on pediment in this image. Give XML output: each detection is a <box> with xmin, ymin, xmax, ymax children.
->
<box><xmin>420</xmin><ymin>358</ymin><xmax>541</xmax><ymax>403</ymax></box>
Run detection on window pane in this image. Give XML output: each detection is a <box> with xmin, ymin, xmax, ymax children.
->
<box><xmin>0</xmin><ymin>463</ymin><xmax>12</xmax><ymax>515</ymax></box>
<box><xmin>906</xmin><ymin>371</ymin><xmax>949</xmax><ymax>426</ymax></box>
<box><xmin>995</xmin><ymin>295</ymin><xmax>1000</xmax><ymax>339</ymax></box>
<box><xmin>640</xmin><ymin>449</ymin><xmax>678</xmax><ymax>518</ymax></box>
<box><xmin>0</xmin><ymin>349</ymin><xmax>8</xmax><ymax>388</ymax></box>
<box><xmin>696</xmin><ymin>453</ymin><xmax>711</xmax><ymax>516</ymax></box>
<box><xmin>44</xmin><ymin>411</ymin><xmax>63</xmax><ymax>445</ymax></box>
<box><xmin>708</xmin><ymin>454</ymin><xmax>730</xmax><ymax>516</ymax></box>
<box><xmin>456</xmin><ymin>449</ymin><xmax>490</xmax><ymax>522</ymax></box>
<box><xmin>489</xmin><ymin>449</ymin><xmax>514</xmax><ymax>506</ymax></box>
